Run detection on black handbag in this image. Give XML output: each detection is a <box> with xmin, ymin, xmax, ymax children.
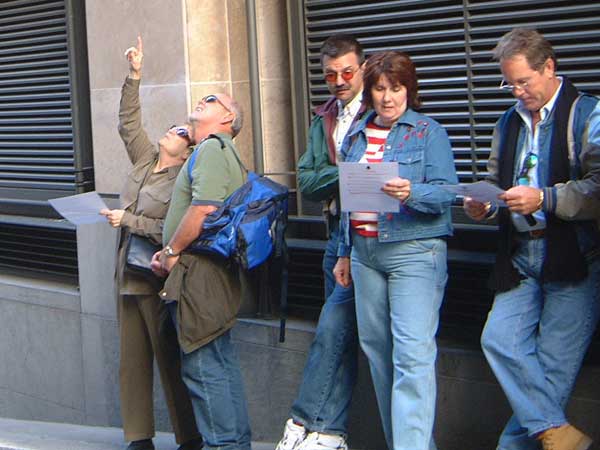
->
<box><xmin>124</xmin><ymin>162</ymin><xmax>162</xmax><ymax>275</ymax></box>
<box><xmin>125</xmin><ymin>234</ymin><xmax>161</xmax><ymax>274</ymax></box>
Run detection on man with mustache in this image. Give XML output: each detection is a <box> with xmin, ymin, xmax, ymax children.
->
<box><xmin>276</xmin><ymin>34</ymin><xmax>366</xmax><ymax>450</ymax></box>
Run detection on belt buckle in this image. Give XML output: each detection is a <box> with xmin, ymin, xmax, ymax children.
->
<box><xmin>529</xmin><ymin>229</ymin><xmax>545</xmax><ymax>239</ymax></box>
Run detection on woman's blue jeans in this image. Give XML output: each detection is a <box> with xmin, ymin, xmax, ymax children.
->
<box><xmin>351</xmin><ymin>235</ymin><xmax>446</xmax><ymax>450</ymax></box>
<box><xmin>168</xmin><ymin>302</ymin><xmax>252</xmax><ymax>450</ymax></box>
<box><xmin>481</xmin><ymin>237</ymin><xmax>600</xmax><ymax>450</ymax></box>
<box><xmin>290</xmin><ymin>223</ymin><xmax>359</xmax><ymax>434</ymax></box>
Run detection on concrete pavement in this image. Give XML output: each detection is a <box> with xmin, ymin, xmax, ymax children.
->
<box><xmin>0</xmin><ymin>418</ymin><xmax>274</xmax><ymax>450</ymax></box>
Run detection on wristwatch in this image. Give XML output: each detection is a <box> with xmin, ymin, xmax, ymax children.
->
<box><xmin>163</xmin><ymin>245</ymin><xmax>180</xmax><ymax>257</ymax></box>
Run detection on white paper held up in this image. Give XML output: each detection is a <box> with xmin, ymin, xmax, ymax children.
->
<box><xmin>339</xmin><ymin>162</ymin><xmax>400</xmax><ymax>212</ymax></box>
<box><xmin>49</xmin><ymin>191</ymin><xmax>109</xmax><ymax>226</ymax></box>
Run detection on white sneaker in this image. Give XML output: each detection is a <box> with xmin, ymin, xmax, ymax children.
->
<box><xmin>275</xmin><ymin>419</ymin><xmax>307</xmax><ymax>450</ymax></box>
<box><xmin>296</xmin><ymin>432</ymin><xmax>348</xmax><ymax>450</ymax></box>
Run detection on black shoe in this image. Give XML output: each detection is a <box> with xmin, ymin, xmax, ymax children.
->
<box><xmin>177</xmin><ymin>437</ymin><xmax>204</xmax><ymax>450</ymax></box>
<box><xmin>127</xmin><ymin>439</ymin><xmax>155</xmax><ymax>450</ymax></box>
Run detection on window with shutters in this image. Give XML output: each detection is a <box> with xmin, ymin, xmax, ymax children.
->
<box><xmin>286</xmin><ymin>0</ymin><xmax>600</xmax><ymax>348</ymax></box>
<box><xmin>0</xmin><ymin>0</ymin><xmax>92</xmax><ymax>278</ymax></box>
<box><xmin>288</xmin><ymin>0</ymin><xmax>600</xmax><ymax>217</ymax></box>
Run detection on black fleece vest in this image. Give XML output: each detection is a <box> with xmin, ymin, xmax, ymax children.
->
<box><xmin>490</xmin><ymin>77</ymin><xmax>587</xmax><ymax>292</ymax></box>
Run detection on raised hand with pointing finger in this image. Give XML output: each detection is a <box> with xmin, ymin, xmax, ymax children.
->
<box><xmin>124</xmin><ymin>36</ymin><xmax>143</xmax><ymax>79</ymax></box>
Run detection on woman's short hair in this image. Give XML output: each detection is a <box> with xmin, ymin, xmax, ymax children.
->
<box><xmin>362</xmin><ymin>50</ymin><xmax>421</xmax><ymax>110</ymax></box>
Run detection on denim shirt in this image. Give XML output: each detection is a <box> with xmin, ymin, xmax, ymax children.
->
<box><xmin>338</xmin><ymin>109</ymin><xmax>458</xmax><ymax>256</ymax></box>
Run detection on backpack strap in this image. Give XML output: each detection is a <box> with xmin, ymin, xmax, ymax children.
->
<box><xmin>567</xmin><ymin>94</ymin><xmax>581</xmax><ymax>176</ymax></box>
<box><xmin>567</xmin><ymin>93</ymin><xmax>598</xmax><ymax>179</ymax></box>
<box><xmin>278</xmin><ymin>240</ymin><xmax>289</xmax><ymax>343</ymax></box>
<box><xmin>187</xmin><ymin>134</ymin><xmax>248</xmax><ymax>182</ymax></box>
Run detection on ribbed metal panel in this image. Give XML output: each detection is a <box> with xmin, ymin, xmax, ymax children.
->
<box><xmin>291</xmin><ymin>1</ymin><xmax>600</xmax><ymax>350</ymax></box>
<box><xmin>305</xmin><ymin>0</ymin><xmax>472</xmax><ymax>181</ymax></box>
<box><xmin>467</xmin><ymin>0</ymin><xmax>600</xmax><ymax>179</ymax></box>
<box><xmin>0</xmin><ymin>0</ymin><xmax>76</xmax><ymax>192</ymax></box>
<box><xmin>301</xmin><ymin>0</ymin><xmax>600</xmax><ymax>184</ymax></box>
<box><xmin>0</xmin><ymin>0</ymin><xmax>92</xmax><ymax>278</ymax></box>
<box><xmin>0</xmin><ymin>221</ymin><xmax>77</xmax><ymax>277</ymax></box>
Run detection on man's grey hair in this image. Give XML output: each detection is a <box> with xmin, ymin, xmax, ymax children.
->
<box><xmin>492</xmin><ymin>28</ymin><xmax>556</xmax><ymax>71</ymax></box>
<box><xmin>230</xmin><ymin>98</ymin><xmax>243</xmax><ymax>137</ymax></box>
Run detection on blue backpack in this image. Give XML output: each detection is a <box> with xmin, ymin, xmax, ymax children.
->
<box><xmin>186</xmin><ymin>135</ymin><xmax>290</xmax><ymax>339</ymax></box>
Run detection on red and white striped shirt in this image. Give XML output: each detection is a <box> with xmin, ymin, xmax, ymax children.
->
<box><xmin>350</xmin><ymin>122</ymin><xmax>392</xmax><ymax>237</ymax></box>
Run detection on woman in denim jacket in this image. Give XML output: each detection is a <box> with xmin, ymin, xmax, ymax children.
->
<box><xmin>333</xmin><ymin>51</ymin><xmax>457</xmax><ymax>450</ymax></box>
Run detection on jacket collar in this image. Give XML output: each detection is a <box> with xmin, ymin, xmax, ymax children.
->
<box><xmin>314</xmin><ymin>96</ymin><xmax>339</xmax><ymax>117</ymax></box>
<box><xmin>349</xmin><ymin>108</ymin><xmax>419</xmax><ymax>137</ymax></box>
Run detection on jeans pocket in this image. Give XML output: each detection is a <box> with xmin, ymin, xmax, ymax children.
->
<box><xmin>411</xmin><ymin>237</ymin><xmax>445</xmax><ymax>253</ymax></box>
<box><xmin>410</xmin><ymin>238</ymin><xmax>448</xmax><ymax>289</ymax></box>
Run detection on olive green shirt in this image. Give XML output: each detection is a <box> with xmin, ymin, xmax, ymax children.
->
<box><xmin>160</xmin><ymin>133</ymin><xmax>245</xmax><ymax>352</ymax></box>
<box><xmin>163</xmin><ymin>133</ymin><xmax>245</xmax><ymax>245</ymax></box>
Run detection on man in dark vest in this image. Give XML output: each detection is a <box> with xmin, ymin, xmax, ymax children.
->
<box><xmin>464</xmin><ymin>28</ymin><xmax>600</xmax><ymax>450</ymax></box>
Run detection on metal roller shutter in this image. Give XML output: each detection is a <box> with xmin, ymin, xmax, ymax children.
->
<box><xmin>0</xmin><ymin>0</ymin><xmax>93</xmax><ymax>216</ymax></box>
<box><xmin>295</xmin><ymin>0</ymin><xmax>600</xmax><ymax>198</ymax></box>
<box><xmin>287</xmin><ymin>0</ymin><xmax>600</xmax><ymax>348</ymax></box>
<box><xmin>468</xmin><ymin>0</ymin><xmax>600</xmax><ymax>178</ymax></box>
<box><xmin>0</xmin><ymin>0</ymin><xmax>92</xmax><ymax>278</ymax></box>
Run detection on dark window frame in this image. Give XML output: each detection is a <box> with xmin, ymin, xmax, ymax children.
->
<box><xmin>0</xmin><ymin>0</ymin><xmax>92</xmax><ymax>278</ymax></box>
<box><xmin>0</xmin><ymin>0</ymin><xmax>94</xmax><ymax>218</ymax></box>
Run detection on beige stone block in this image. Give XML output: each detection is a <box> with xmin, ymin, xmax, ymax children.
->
<box><xmin>187</xmin><ymin>0</ymin><xmax>230</xmax><ymax>82</ymax></box>
<box><xmin>260</xmin><ymin>79</ymin><xmax>294</xmax><ymax>174</ymax></box>
<box><xmin>231</xmin><ymin>81</ymin><xmax>254</xmax><ymax>171</ymax></box>
<box><xmin>257</xmin><ymin>0</ymin><xmax>290</xmax><ymax>80</ymax></box>
<box><xmin>85</xmin><ymin>0</ymin><xmax>186</xmax><ymax>90</ymax></box>
<box><xmin>90</xmin><ymin>88</ymin><xmax>127</xmax><ymax>194</ymax></box>
<box><xmin>228</xmin><ymin>0</ymin><xmax>250</xmax><ymax>82</ymax></box>
<box><xmin>91</xmin><ymin>84</ymin><xmax>188</xmax><ymax>194</ymax></box>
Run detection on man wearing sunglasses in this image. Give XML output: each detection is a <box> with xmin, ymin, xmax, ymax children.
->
<box><xmin>276</xmin><ymin>34</ymin><xmax>366</xmax><ymax>450</ymax></box>
<box><xmin>152</xmin><ymin>87</ymin><xmax>251</xmax><ymax>449</ymax></box>
<box><xmin>464</xmin><ymin>28</ymin><xmax>600</xmax><ymax>450</ymax></box>
<box><xmin>100</xmin><ymin>37</ymin><xmax>202</xmax><ymax>450</ymax></box>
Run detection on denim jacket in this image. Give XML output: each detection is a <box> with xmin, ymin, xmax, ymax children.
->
<box><xmin>338</xmin><ymin>109</ymin><xmax>458</xmax><ymax>256</ymax></box>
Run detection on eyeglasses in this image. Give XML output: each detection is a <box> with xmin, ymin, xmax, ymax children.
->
<box><xmin>324</xmin><ymin>67</ymin><xmax>359</xmax><ymax>83</ymax></box>
<box><xmin>201</xmin><ymin>94</ymin><xmax>232</xmax><ymax>113</ymax></box>
<box><xmin>169</xmin><ymin>125</ymin><xmax>191</xmax><ymax>144</ymax></box>
<box><xmin>517</xmin><ymin>151</ymin><xmax>538</xmax><ymax>185</ymax></box>
<box><xmin>500</xmin><ymin>79</ymin><xmax>530</xmax><ymax>92</ymax></box>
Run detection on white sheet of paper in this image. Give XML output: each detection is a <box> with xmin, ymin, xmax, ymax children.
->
<box><xmin>339</xmin><ymin>162</ymin><xmax>400</xmax><ymax>212</ymax></box>
<box><xmin>439</xmin><ymin>181</ymin><xmax>506</xmax><ymax>206</ymax></box>
<box><xmin>48</xmin><ymin>191</ymin><xmax>109</xmax><ymax>226</ymax></box>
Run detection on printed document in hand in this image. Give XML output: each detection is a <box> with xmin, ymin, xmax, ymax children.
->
<box><xmin>439</xmin><ymin>181</ymin><xmax>506</xmax><ymax>206</ymax></box>
<box><xmin>49</xmin><ymin>191</ymin><xmax>109</xmax><ymax>225</ymax></box>
<box><xmin>339</xmin><ymin>162</ymin><xmax>400</xmax><ymax>212</ymax></box>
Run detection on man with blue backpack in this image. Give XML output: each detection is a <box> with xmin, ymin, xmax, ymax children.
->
<box><xmin>276</xmin><ymin>34</ymin><xmax>367</xmax><ymax>450</ymax></box>
<box><xmin>151</xmin><ymin>93</ymin><xmax>252</xmax><ymax>450</ymax></box>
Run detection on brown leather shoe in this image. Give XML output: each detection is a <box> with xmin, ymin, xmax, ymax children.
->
<box><xmin>537</xmin><ymin>424</ymin><xmax>592</xmax><ymax>450</ymax></box>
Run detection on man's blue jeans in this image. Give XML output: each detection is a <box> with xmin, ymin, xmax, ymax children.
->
<box><xmin>481</xmin><ymin>237</ymin><xmax>600</xmax><ymax>450</ymax></box>
<box><xmin>290</xmin><ymin>223</ymin><xmax>358</xmax><ymax>435</ymax></box>
<box><xmin>168</xmin><ymin>302</ymin><xmax>252</xmax><ymax>450</ymax></box>
<box><xmin>351</xmin><ymin>235</ymin><xmax>445</xmax><ymax>450</ymax></box>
